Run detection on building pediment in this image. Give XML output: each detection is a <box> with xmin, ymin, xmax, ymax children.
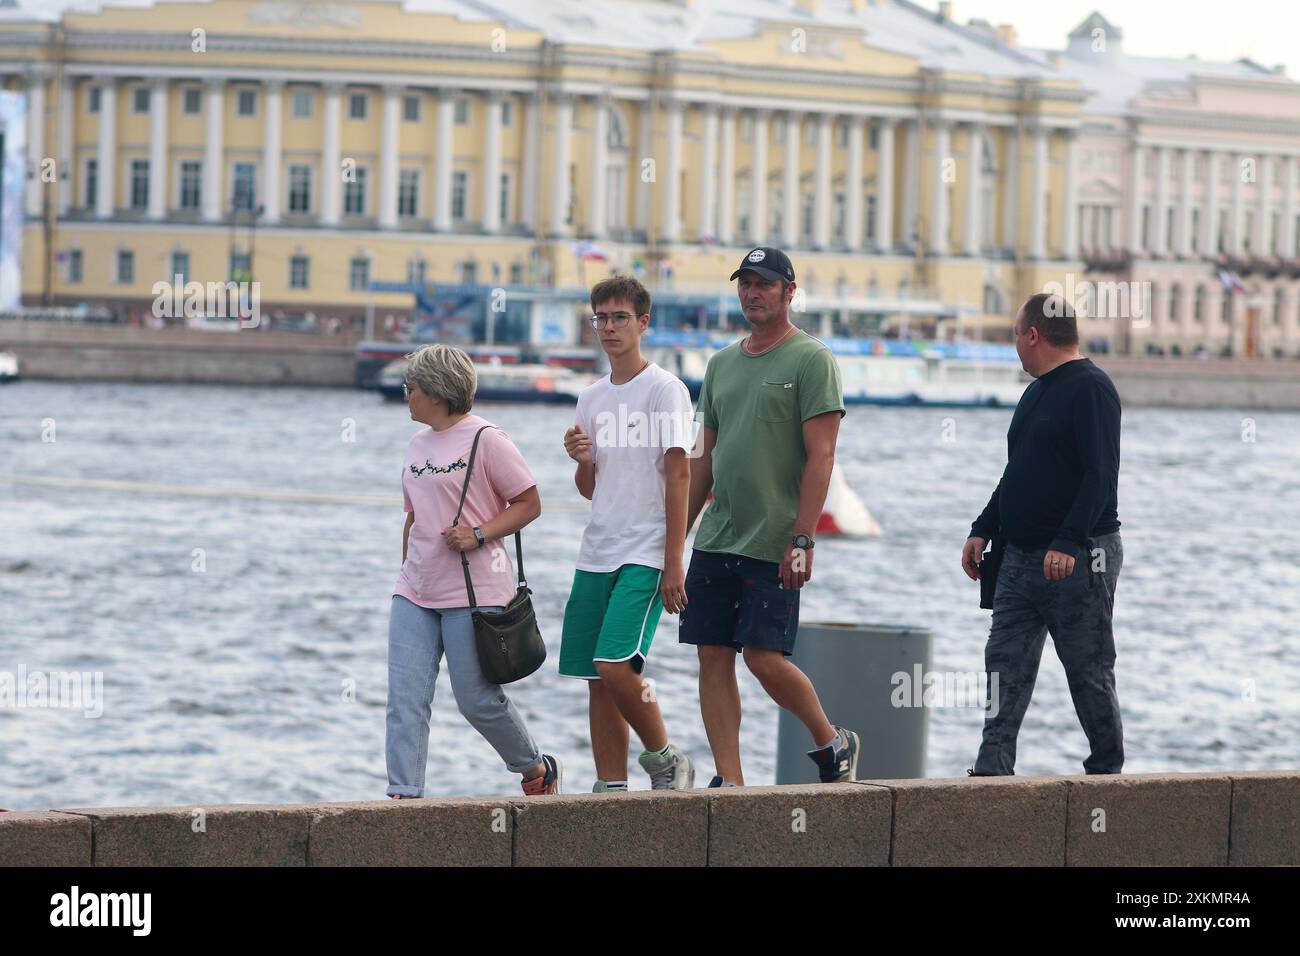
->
<box><xmin>1079</xmin><ymin>176</ymin><xmax>1122</xmax><ymax>200</ymax></box>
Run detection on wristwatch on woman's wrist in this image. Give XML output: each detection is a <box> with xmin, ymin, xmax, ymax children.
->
<box><xmin>473</xmin><ymin>527</ymin><xmax>485</xmax><ymax>548</ymax></box>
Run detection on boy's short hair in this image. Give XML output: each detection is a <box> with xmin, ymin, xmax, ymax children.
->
<box><xmin>590</xmin><ymin>275</ymin><xmax>651</xmax><ymax>317</ymax></box>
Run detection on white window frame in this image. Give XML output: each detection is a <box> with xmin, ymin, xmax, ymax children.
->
<box><xmin>291</xmin><ymin>89</ymin><xmax>313</xmax><ymax>119</ymax></box>
<box><xmin>287</xmin><ymin>163</ymin><xmax>313</xmax><ymax>214</ymax></box>
<box><xmin>343</xmin><ymin>165</ymin><xmax>368</xmax><ymax>216</ymax></box>
<box><xmin>451</xmin><ymin>169</ymin><xmax>469</xmax><ymax>221</ymax></box>
<box><xmin>116</xmin><ymin>248</ymin><xmax>134</xmax><ymax>284</ymax></box>
<box><xmin>289</xmin><ymin>255</ymin><xmax>310</xmax><ymax>290</ymax></box>
<box><xmin>229</xmin><ymin>161</ymin><xmax>258</xmax><ymax>212</ymax></box>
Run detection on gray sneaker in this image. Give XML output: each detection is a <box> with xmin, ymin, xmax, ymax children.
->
<box><xmin>637</xmin><ymin>745</ymin><xmax>695</xmax><ymax>790</ymax></box>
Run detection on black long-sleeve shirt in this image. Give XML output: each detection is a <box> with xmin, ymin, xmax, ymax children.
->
<box><xmin>970</xmin><ymin>357</ymin><xmax>1121</xmax><ymax>558</ymax></box>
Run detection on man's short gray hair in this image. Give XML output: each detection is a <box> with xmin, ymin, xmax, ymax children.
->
<box><xmin>405</xmin><ymin>344</ymin><xmax>476</xmax><ymax>414</ymax></box>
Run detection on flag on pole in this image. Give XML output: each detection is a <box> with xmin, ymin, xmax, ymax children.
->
<box><xmin>1217</xmin><ymin>268</ymin><xmax>1246</xmax><ymax>294</ymax></box>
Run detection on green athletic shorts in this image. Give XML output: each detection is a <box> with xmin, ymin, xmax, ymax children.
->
<box><xmin>559</xmin><ymin>564</ymin><xmax>664</xmax><ymax>679</ymax></box>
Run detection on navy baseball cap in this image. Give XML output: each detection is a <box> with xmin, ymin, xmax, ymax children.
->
<box><xmin>730</xmin><ymin>247</ymin><xmax>795</xmax><ymax>283</ymax></box>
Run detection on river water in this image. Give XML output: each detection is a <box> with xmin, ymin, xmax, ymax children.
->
<box><xmin>1</xmin><ymin>380</ymin><xmax>1297</xmax><ymax>810</ymax></box>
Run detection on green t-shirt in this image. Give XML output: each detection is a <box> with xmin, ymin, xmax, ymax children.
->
<box><xmin>695</xmin><ymin>329</ymin><xmax>845</xmax><ymax>564</ymax></box>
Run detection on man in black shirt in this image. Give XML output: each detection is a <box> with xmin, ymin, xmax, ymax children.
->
<box><xmin>961</xmin><ymin>292</ymin><xmax>1124</xmax><ymax>775</ymax></box>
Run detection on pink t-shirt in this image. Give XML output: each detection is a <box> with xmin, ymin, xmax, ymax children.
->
<box><xmin>394</xmin><ymin>415</ymin><xmax>537</xmax><ymax>609</ymax></box>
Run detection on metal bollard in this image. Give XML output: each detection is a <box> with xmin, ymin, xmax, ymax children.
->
<box><xmin>775</xmin><ymin>622</ymin><xmax>933</xmax><ymax>784</ymax></box>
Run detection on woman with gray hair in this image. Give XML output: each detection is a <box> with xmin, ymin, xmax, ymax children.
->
<box><xmin>387</xmin><ymin>344</ymin><xmax>561</xmax><ymax>797</ymax></box>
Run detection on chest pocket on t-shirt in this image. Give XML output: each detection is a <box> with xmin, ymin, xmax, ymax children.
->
<box><xmin>757</xmin><ymin>379</ymin><xmax>796</xmax><ymax>422</ymax></box>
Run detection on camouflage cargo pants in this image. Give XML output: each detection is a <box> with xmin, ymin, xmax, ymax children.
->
<box><xmin>973</xmin><ymin>532</ymin><xmax>1124</xmax><ymax>776</ymax></box>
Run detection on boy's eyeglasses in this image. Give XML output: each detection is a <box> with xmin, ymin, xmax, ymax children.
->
<box><xmin>591</xmin><ymin>312</ymin><xmax>637</xmax><ymax>329</ymax></box>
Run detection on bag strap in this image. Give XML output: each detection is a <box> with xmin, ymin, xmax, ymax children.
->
<box><xmin>452</xmin><ymin>425</ymin><xmax>527</xmax><ymax>609</ymax></box>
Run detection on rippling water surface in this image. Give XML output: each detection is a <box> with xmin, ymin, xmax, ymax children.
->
<box><xmin>1</xmin><ymin>381</ymin><xmax>1297</xmax><ymax>809</ymax></box>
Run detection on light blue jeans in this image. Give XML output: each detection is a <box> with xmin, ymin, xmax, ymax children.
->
<box><xmin>386</xmin><ymin>595</ymin><xmax>542</xmax><ymax>796</ymax></box>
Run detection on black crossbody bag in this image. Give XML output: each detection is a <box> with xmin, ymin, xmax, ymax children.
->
<box><xmin>453</xmin><ymin>425</ymin><xmax>547</xmax><ymax>684</ymax></box>
<box><xmin>980</xmin><ymin>380</ymin><xmax>1049</xmax><ymax>610</ymax></box>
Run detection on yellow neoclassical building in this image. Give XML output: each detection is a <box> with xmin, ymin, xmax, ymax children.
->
<box><xmin>4</xmin><ymin>0</ymin><xmax>1098</xmax><ymax>340</ymax></box>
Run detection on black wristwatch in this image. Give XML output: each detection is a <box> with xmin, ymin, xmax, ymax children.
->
<box><xmin>791</xmin><ymin>533</ymin><xmax>815</xmax><ymax>550</ymax></box>
<box><xmin>473</xmin><ymin>526</ymin><xmax>486</xmax><ymax>548</ymax></box>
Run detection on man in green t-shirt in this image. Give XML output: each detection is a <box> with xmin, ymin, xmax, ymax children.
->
<box><xmin>680</xmin><ymin>247</ymin><xmax>859</xmax><ymax>787</ymax></box>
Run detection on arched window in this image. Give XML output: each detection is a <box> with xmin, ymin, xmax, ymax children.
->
<box><xmin>608</xmin><ymin>106</ymin><xmax>626</xmax><ymax>149</ymax></box>
<box><xmin>1169</xmin><ymin>283</ymin><xmax>1181</xmax><ymax>325</ymax></box>
<box><xmin>1194</xmin><ymin>284</ymin><xmax>1206</xmax><ymax>323</ymax></box>
<box><xmin>982</xmin><ymin>283</ymin><xmax>1005</xmax><ymax>315</ymax></box>
<box><xmin>1275</xmin><ymin>285</ymin><xmax>1286</xmax><ymax>326</ymax></box>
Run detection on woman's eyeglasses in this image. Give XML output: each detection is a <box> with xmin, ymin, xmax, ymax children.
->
<box><xmin>590</xmin><ymin>311</ymin><xmax>637</xmax><ymax>330</ymax></box>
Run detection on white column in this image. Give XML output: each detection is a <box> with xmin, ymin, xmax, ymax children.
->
<box><xmin>432</xmin><ymin>90</ymin><xmax>454</xmax><ymax>231</ymax></box>
<box><xmin>588</xmin><ymin>95</ymin><xmax>608</xmax><ymax>239</ymax></box>
<box><xmin>1152</xmin><ymin>146</ymin><xmax>1169</xmax><ymax>256</ymax></box>
<box><xmin>750</xmin><ymin>109</ymin><xmax>768</xmax><ymax>244</ymax></box>
<box><xmin>1255</xmin><ymin>153</ymin><xmax>1271</xmax><ymax>254</ymax></box>
<box><xmin>901</xmin><ymin>118</ymin><xmax>919</xmax><ymax>249</ymax></box>
<box><xmin>25</xmin><ymin>75</ymin><xmax>46</xmax><ymax>218</ymax></box>
<box><xmin>782</xmin><ymin>111</ymin><xmax>800</xmax><ymax>247</ymax></box>
<box><xmin>845</xmin><ymin>115</ymin><xmax>864</xmax><ymax>251</ymax></box>
<box><xmin>1283</xmin><ymin>156</ymin><xmax>1297</xmax><ymax>259</ymax></box>
<box><xmin>1127</xmin><ymin>143</ymin><xmax>1143</xmax><ymax>255</ymax></box>
<box><xmin>1202</xmin><ymin>150</ymin><xmax>1218</xmax><ymax>256</ymax></box>
<box><xmin>1178</xmin><ymin>149</ymin><xmax>1194</xmax><ymax>257</ymax></box>
<box><xmin>697</xmin><ymin>105</ymin><xmax>718</xmax><ymax>242</ymax></box>
<box><xmin>260</xmin><ymin>80</ymin><xmax>282</xmax><ymax>225</ymax></box>
<box><xmin>930</xmin><ymin>119</ymin><xmax>950</xmax><ymax>254</ymax></box>
<box><xmin>378</xmin><ymin>84</ymin><xmax>401</xmax><ymax>229</ymax></box>
<box><xmin>320</xmin><ymin>82</ymin><xmax>342</xmax><ymax>226</ymax></box>
<box><xmin>1027</xmin><ymin>125</ymin><xmax>1047</xmax><ymax>259</ymax></box>
<box><xmin>147</xmin><ymin>79</ymin><xmax>168</xmax><ymax>220</ymax></box>
<box><xmin>813</xmin><ymin>112</ymin><xmax>832</xmax><ymax>249</ymax></box>
<box><xmin>201</xmin><ymin>78</ymin><xmax>224</xmax><ymax>221</ymax></box>
<box><xmin>550</xmin><ymin>94</ymin><xmax>573</xmax><ymax>236</ymax></box>
<box><xmin>875</xmin><ymin>118</ymin><xmax>894</xmax><ymax>252</ymax></box>
<box><xmin>520</xmin><ymin>93</ymin><xmax>539</xmax><ymax>231</ymax></box>
<box><xmin>96</xmin><ymin>76</ymin><xmax>117</xmax><ymax>220</ymax></box>
<box><xmin>1062</xmin><ymin>129</ymin><xmax>1079</xmax><ymax>259</ymax></box>
<box><xmin>1003</xmin><ymin>125</ymin><xmax>1020</xmax><ymax>253</ymax></box>
<box><xmin>963</xmin><ymin>123</ymin><xmax>983</xmax><ymax>256</ymax></box>
<box><xmin>480</xmin><ymin>92</ymin><xmax>502</xmax><ymax>234</ymax></box>
<box><xmin>635</xmin><ymin>100</ymin><xmax>653</xmax><ymax>234</ymax></box>
<box><xmin>663</xmin><ymin>100</ymin><xmax>683</xmax><ymax>243</ymax></box>
<box><xmin>57</xmin><ymin>75</ymin><xmax>73</xmax><ymax>216</ymax></box>
<box><xmin>717</xmin><ymin>108</ymin><xmax>736</xmax><ymax>245</ymax></box>
<box><xmin>1230</xmin><ymin>151</ymin><xmax>1245</xmax><ymax>256</ymax></box>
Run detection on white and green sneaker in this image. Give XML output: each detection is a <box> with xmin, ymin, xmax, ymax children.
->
<box><xmin>638</xmin><ymin>744</ymin><xmax>695</xmax><ymax>790</ymax></box>
<box><xmin>592</xmin><ymin>780</ymin><xmax>629</xmax><ymax>793</ymax></box>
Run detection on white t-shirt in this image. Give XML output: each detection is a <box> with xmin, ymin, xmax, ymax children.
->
<box><xmin>574</xmin><ymin>362</ymin><xmax>695</xmax><ymax>572</ymax></box>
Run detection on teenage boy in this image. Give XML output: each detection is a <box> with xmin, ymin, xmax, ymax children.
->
<box><xmin>681</xmin><ymin>247</ymin><xmax>859</xmax><ymax>787</ymax></box>
<box><xmin>560</xmin><ymin>275</ymin><xmax>695</xmax><ymax>792</ymax></box>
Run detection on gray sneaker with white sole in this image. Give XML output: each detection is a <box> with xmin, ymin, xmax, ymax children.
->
<box><xmin>638</xmin><ymin>745</ymin><xmax>695</xmax><ymax>790</ymax></box>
